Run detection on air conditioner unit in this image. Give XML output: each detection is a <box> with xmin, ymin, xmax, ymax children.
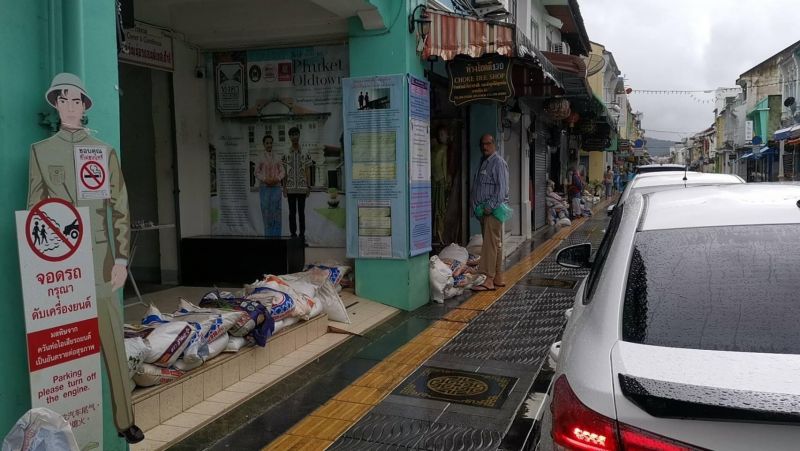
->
<box><xmin>550</xmin><ymin>41</ymin><xmax>571</xmax><ymax>55</ymax></box>
<box><xmin>472</xmin><ymin>0</ymin><xmax>510</xmax><ymax>18</ymax></box>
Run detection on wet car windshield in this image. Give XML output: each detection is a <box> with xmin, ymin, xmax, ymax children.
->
<box><xmin>622</xmin><ymin>225</ymin><xmax>800</xmax><ymax>354</ymax></box>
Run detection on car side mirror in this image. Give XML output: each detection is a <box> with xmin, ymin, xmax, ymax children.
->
<box><xmin>607</xmin><ymin>204</ymin><xmax>616</xmax><ymax>217</ymax></box>
<box><xmin>556</xmin><ymin>243</ymin><xmax>592</xmax><ymax>268</ymax></box>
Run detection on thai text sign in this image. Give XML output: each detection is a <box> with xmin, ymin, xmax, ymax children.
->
<box><xmin>119</xmin><ymin>21</ymin><xmax>174</xmax><ymax>72</ymax></box>
<box><xmin>447</xmin><ymin>55</ymin><xmax>513</xmax><ymax>106</ymax></box>
<box><xmin>16</xmin><ymin>200</ymin><xmax>102</xmax><ymax>451</ymax></box>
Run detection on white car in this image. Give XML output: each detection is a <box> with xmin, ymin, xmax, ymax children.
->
<box><xmin>538</xmin><ymin>184</ymin><xmax>800</xmax><ymax>451</ymax></box>
<box><xmin>610</xmin><ymin>171</ymin><xmax>744</xmax><ymax>215</ymax></box>
<box><xmin>635</xmin><ymin>163</ymin><xmax>687</xmax><ymax>174</ymax></box>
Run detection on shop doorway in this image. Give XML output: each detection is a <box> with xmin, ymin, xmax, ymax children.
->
<box><xmin>118</xmin><ymin>63</ymin><xmax>180</xmax><ymax>302</ymax></box>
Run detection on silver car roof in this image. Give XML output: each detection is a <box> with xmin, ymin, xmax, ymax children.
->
<box><xmin>639</xmin><ymin>183</ymin><xmax>800</xmax><ymax>231</ymax></box>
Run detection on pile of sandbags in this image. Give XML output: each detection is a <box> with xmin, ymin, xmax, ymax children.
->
<box><xmin>430</xmin><ymin>244</ymin><xmax>486</xmax><ymax>303</ymax></box>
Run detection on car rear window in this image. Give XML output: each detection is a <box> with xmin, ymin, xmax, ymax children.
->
<box><xmin>623</xmin><ymin>225</ymin><xmax>800</xmax><ymax>354</ymax></box>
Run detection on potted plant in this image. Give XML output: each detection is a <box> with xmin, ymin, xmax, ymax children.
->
<box><xmin>327</xmin><ymin>187</ymin><xmax>340</xmax><ymax>208</ymax></box>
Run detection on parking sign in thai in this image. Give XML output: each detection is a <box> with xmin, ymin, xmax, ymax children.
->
<box><xmin>16</xmin><ymin>199</ymin><xmax>103</xmax><ymax>450</ymax></box>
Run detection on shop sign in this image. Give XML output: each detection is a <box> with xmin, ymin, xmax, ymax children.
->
<box><xmin>15</xmin><ymin>200</ymin><xmax>102</xmax><ymax>450</ymax></box>
<box><xmin>119</xmin><ymin>21</ymin><xmax>174</xmax><ymax>72</ymax></box>
<box><xmin>446</xmin><ymin>55</ymin><xmax>513</xmax><ymax>106</ymax></box>
<box><xmin>745</xmin><ymin>120</ymin><xmax>754</xmax><ymax>143</ymax></box>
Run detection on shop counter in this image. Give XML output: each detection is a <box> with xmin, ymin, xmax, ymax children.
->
<box><xmin>180</xmin><ymin>235</ymin><xmax>305</xmax><ymax>286</ymax></box>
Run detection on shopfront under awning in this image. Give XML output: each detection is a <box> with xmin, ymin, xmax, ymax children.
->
<box><xmin>422</xmin><ymin>10</ymin><xmax>514</xmax><ymax>61</ymax></box>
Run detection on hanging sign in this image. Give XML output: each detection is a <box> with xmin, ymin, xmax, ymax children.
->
<box><xmin>74</xmin><ymin>146</ymin><xmax>110</xmax><ymax>200</ymax></box>
<box><xmin>447</xmin><ymin>55</ymin><xmax>513</xmax><ymax>106</ymax></box>
<box><xmin>16</xmin><ymin>199</ymin><xmax>103</xmax><ymax>451</ymax></box>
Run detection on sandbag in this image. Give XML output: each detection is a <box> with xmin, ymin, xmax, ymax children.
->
<box><xmin>178</xmin><ymin>298</ymin><xmax>253</xmax><ymax>337</ymax></box>
<box><xmin>124</xmin><ymin>336</ymin><xmax>149</xmax><ymax>379</ymax></box>
<box><xmin>429</xmin><ymin>255</ymin><xmax>454</xmax><ymax>303</ymax></box>
<box><xmin>246</xmin><ymin>276</ymin><xmax>312</xmax><ymax>320</ymax></box>
<box><xmin>281</xmin><ymin>273</ymin><xmax>350</xmax><ymax>323</ymax></box>
<box><xmin>225</xmin><ymin>336</ymin><xmax>248</xmax><ymax>353</ymax></box>
<box><xmin>133</xmin><ymin>364</ymin><xmax>184</xmax><ymax>387</ymax></box>
<box><xmin>206</xmin><ymin>334</ymin><xmax>229</xmax><ymax>361</ymax></box>
<box><xmin>438</xmin><ymin>243</ymin><xmax>469</xmax><ymax>264</ymax></box>
<box><xmin>303</xmin><ymin>263</ymin><xmax>351</xmax><ymax>287</ymax></box>
<box><xmin>273</xmin><ymin>317</ymin><xmax>298</xmax><ymax>334</ymax></box>
<box><xmin>199</xmin><ymin>291</ymin><xmax>274</xmax><ymax>346</ymax></box>
<box><xmin>127</xmin><ymin>320</ymin><xmax>194</xmax><ymax>368</ymax></box>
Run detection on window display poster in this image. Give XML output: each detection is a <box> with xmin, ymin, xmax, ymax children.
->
<box><xmin>343</xmin><ymin>75</ymin><xmax>407</xmax><ymax>259</ymax></box>
<box><xmin>408</xmin><ymin>75</ymin><xmax>432</xmax><ymax>256</ymax></box>
<box><xmin>209</xmin><ymin>45</ymin><xmax>349</xmax><ymax>247</ymax></box>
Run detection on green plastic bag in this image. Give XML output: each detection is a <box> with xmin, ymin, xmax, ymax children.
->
<box><xmin>493</xmin><ymin>203</ymin><xmax>513</xmax><ymax>223</ymax></box>
<box><xmin>474</xmin><ymin>202</ymin><xmax>513</xmax><ymax>223</ymax></box>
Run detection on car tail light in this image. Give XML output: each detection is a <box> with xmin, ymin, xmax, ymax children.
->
<box><xmin>550</xmin><ymin>375</ymin><xmax>702</xmax><ymax>451</ymax></box>
<box><xmin>551</xmin><ymin>375</ymin><xmax>619</xmax><ymax>450</ymax></box>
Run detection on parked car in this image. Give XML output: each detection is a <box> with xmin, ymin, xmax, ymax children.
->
<box><xmin>538</xmin><ymin>184</ymin><xmax>800</xmax><ymax>451</ymax></box>
<box><xmin>608</xmin><ymin>171</ymin><xmax>744</xmax><ymax>215</ymax></box>
<box><xmin>635</xmin><ymin>163</ymin><xmax>686</xmax><ymax>174</ymax></box>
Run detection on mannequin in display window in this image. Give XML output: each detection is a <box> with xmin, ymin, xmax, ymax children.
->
<box><xmin>27</xmin><ymin>73</ymin><xmax>144</xmax><ymax>444</ymax></box>
<box><xmin>431</xmin><ymin>126</ymin><xmax>450</xmax><ymax>244</ymax></box>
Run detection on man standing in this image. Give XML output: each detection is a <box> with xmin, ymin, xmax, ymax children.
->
<box><xmin>282</xmin><ymin>126</ymin><xmax>312</xmax><ymax>242</ymax></box>
<box><xmin>27</xmin><ymin>73</ymin><xmax>143</xmax><ymax>443</ymax></box>
<box><xmin>471</xmin><ymin>133</ymin><xmax>509</xmax><ymax>291</ymax></box>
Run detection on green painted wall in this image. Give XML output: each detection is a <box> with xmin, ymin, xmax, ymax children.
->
<box><xmin>348</xmin><ymin>0</ymin><xmax>429</xmax><ymax>311</ymax></box>
<box><xmin>0</xmin><ymin>0</ymin><xmax>125</xmax><ymax>448</ymax></box>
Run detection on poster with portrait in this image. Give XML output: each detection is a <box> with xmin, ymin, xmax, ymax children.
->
<box><xmin>209</xmin><ymin>45</ymin><xmax>348</xmax><ymax>247</ymax></box>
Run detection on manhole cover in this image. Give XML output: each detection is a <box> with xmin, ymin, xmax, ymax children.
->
<box><xmin>393</xmin><ymin>366</ymin><xmax>516</xmax><ymax>409</ymax></box>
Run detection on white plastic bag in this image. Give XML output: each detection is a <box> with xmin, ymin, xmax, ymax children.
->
<box><xmin>439</xmin><ymin>243</ymin><xmax>469</xmax><ymax>264</ymax></box>
<box><xmin>466</xmin><ymin>234</ymin><xmax>483</xmax><ymax>256</ymax></box>
<box><xmin>133</xmin><ymin>364</ymin><xmax>184</xmax><ymax>387</ymax></box>
<box><xmin>2</xmin><ymin>408</ymin><xmax>80</xmax><ymax>451</ymax></box>
<box><xmin>429</xmin><ymin>256</ymin><xmax>454</xmax><ymax>303</ymax></box>
<box><xmin>124</xmin><ymin>337</ymin><xmax>149</xmax><ymax>379</ymax></box>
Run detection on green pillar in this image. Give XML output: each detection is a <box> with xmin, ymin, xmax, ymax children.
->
<box><xmin>348</xmin><ymin>0</ymin><xmax>429</xmax><ymax>311</ymax></box>
<box><xmin>0</xmin><ymin>0</ymin><xmax>125</xmax><ymax>448</ymax></box>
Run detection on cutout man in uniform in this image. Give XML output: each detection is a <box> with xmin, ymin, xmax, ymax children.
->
<box><xmin>27</xmin><ymin>73</ymin><xmax>144</xmax><ymax>444</ymax></box>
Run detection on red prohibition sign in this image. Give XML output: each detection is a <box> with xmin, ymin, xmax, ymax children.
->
<box><xmin>80</xmin><ymin>161</ymin><xmax>106</xmax><ymax>190</ymax></box>
<box><xmin>25</xmin><ymin>198</ymin><xmax>83</xmax><ymax>262</ymax></box>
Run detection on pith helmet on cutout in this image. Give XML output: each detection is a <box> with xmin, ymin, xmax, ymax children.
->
<box><xmin>45</xmin><ymin>73</ymin><xmax>93</xmax><ymax>110</ymax></box>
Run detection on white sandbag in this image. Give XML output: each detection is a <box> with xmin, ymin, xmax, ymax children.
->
<box><xmin>429</xmin><ymin>255</ymin><xmax>454</xmax><ymax>303</ymax></box>
<box><xmin>172</xmin><ymin>355</ymin><xmax>203</xmax><ymax>372</ymax></box>
<box><xmin>2</xmin><ymin>408</ymin><xmax>80</xmax><ymax>451</ymax></box>
<box><xmin>178</xmin><ymin>298</ymin><xmax>255</xmax><ymax>337</ymax></box>
<box><xmin>206</xmin><ymin>334</ymin><xmax>230</xmax><ymax>361</ymax></box>
<box><xmin>225</xmin><ymin>336</ymin><xmax>248</xmax><ymax>353</ymax></box>
<box><xmin>128</xmin><ymin>318</ymin><xmax>194</xmax><ymax>368</ymax></box>
<box><xmin>246</xmin><ymin>276</ymin><xmax>312</xmax><ymax>320</ymax></box>
<box><xmin>316</xmin><ymin>279</ymin><xmax>350</xmax><ymax>323</ymax></box>
<box><xmin>124</xmin><ymin>337</ymin><xmax>149</xmax><ymax>379</ymax></box>
<box><xmin>133</xmin><ymin>364</ymin><xmax>184</xmax><ymax>387</ymax></box>
<box><xmin>439</xmin><ymin>243</ymin><xmax>469</xmax><ymax>264</ymax></box>
<box><xmin>466</xmin><ymin>234</ymin><xmax>483</xmax><ymax>256</ymax></box>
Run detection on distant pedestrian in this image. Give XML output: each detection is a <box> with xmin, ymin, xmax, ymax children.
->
<box><xmin>603</xmin><ymin>165</ymin><xmax>613</xmax><ymax>198</ymax></box>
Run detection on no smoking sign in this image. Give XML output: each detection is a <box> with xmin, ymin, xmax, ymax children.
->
<box><xmin>74</xmin><ymin>145</ymin><xmax>110</xmax><ymax>200</ymax></box>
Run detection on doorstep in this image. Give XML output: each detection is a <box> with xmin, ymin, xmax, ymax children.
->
<box><xmin>130</xmin><ymin>292</ymin><xmax>400</xmax><ymax>451</ymax></box>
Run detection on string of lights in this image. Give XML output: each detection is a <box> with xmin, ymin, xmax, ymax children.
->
<box><xmin>630</xmin><ymin>78</ymin><xmax>797</xmax><ymax>95</ymax></box>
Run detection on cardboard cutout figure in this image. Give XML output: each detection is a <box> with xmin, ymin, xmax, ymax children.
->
<box><xmin>27</xmin><ymin>73</ymin><xmax>144</xmax><ymax>444</ymax></box>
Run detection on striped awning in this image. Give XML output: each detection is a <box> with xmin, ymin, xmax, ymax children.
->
<box><xmin>422</xmin><ymin>10</ymin><xmax>514</xmax><ymax>61</ymax></box>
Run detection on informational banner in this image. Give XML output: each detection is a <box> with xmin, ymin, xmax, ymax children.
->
<box><xmin>745</xmin><ymin>120</ymin><xmax>754</xmax><ymax>143</ymax></box>
<box><xmin>119</xmin><ymin>21</ymin><xmax>174</xmax><ymax>72</ymax></box>
<box><xmin>447</xmin><ymin>55</ymin><xmax>513</xmax><ymax>106</ymax></box>
<box><xmin>210</xmin><ymin>45</ymin><xmax>349</xmax><ymax>247</ymax></box>
<box><xmin>408</xmin><ymin>76</ymin><xmax>432</xmax><ymax>256</ymax></box>
<box><xmin>343</xmin><ymin>75</ymin><xmax>408</xmax><ymax>259</ymax></box>
<box><xmin>16</xmin><ymin>200</ymin><xmax>102</xmax><ymax>451</ymax></box>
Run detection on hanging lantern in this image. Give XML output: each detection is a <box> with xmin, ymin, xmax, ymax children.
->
<box><xmin>544</xmin><ymin>98</ymin><xmax>571</xmax><ymax>121</ymax></box>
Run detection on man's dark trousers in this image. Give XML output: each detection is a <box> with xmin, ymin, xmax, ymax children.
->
<box><xmin>287</xmin><ymin>193</ymin><xmax>306</xmax><ymax>237</ymax></box>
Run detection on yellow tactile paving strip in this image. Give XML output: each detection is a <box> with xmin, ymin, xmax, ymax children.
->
<box><xmin>264</xmin><ymin>202</ymin><xmax>610</xmax><ymax>450</ymax></box>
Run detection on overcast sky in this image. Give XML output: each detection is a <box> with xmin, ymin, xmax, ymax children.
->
<box><xmin>580</xmin><ymin>0</ymin><xmax>800</xmax><ymax>142</ymax></box>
